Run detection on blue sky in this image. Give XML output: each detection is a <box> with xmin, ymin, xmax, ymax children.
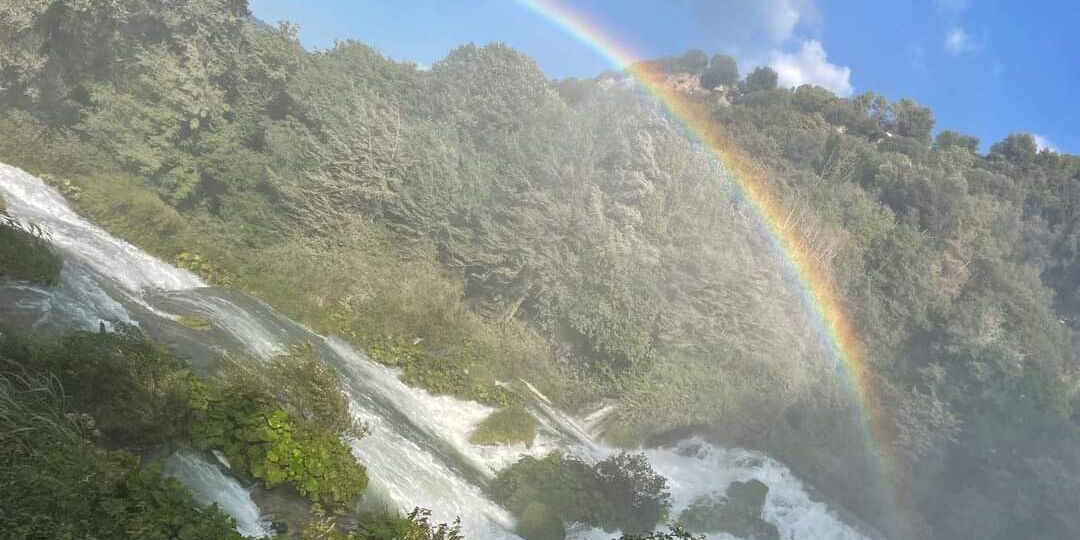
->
<box><xmin>250</xmin><ymin>0</ymin><xmax>1078</xmax><ymax>154</ymax></box>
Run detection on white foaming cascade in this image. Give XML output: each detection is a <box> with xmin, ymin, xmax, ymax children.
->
<box><xmin>164</xmin><ymin>452</ymin><xmax>271</xmax><ymax>538</ymax></box>
<box><xmin>646</xmin><ymin>439</ymin><xmax>869</xmax><ymax>540</ymax></box>
<box><xmin>0</xmin><ymin>164</ymin><xmax>878</xmax><ymax>540</ymax></box>
<box><xmin>0</xmin><ymin>262</ymin><xmax>135</xmax><ymax>331</ymax></box>
<box><xmin>0</xmin><ymin>164</ymin><xmax>204</xmax><ymax>294</ymax></box>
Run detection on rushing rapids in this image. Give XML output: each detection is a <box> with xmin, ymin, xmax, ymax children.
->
<box><xmin>0</xmin><ymin>163</ymin><xmax>876</xmax><ymax>539</ymax></box>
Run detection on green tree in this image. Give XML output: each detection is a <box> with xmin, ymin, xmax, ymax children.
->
<box><xmin>935</xmin><ymin>130</ymin><xmax>980</xmax><ymax>152</ymax></box>
<box><xmin>677</xmin><ymin>49</ymin><xmax>709</xmax><ymax>72</ymax></box>
<box><xmin>891</xmin><ymin>98</ymin><xmax>936</xmax><ymax>143</ymax></box>
<box><xmin>742</xmin><ymin>66</ymin><xmax>778</xmax><ymax>92</ymax></box>
<box><xmin>701</xmin><ymin>54</ymin><xmax>739</xmax><ymax>89</ymax></box>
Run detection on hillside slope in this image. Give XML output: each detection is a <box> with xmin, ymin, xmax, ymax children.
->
<box><xmin>3</xmin><ymin>2</ymin><xmax>1080</xmax><ymax>539</ymax></box>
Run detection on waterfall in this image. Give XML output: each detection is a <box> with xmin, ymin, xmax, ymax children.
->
<box><xmin>0</xmin><ymin>163</ymin><xmax>876</xmax><ymax>539</ymax></box>
<box><xmin>164</xmin><ymin>451</ymin><xmax>272</xmax><ymax>538</ymax></box>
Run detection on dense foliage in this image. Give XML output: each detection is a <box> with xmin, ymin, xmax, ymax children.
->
<box><xmin>190</xmin><ymin>380</ymin><xmax>368</xmax><ymax>512</ymax></box>
<box><xmin>2</xmin><ymin>2</ymin><xmax>1080</xmax><ymax>539</ymax></box>
<box><xmin>677</xmin><ymin>479</ymin><xmax>779</xmax><ymax>540</ymax></box>
<box><xmin>303</xmin><ymin>506</ymin><xmax>463</xmax><ymax>540</ymax></box>
<box><xmin>492</xmin><ymin>451</ymin><xmax>671</xmax><ymax>535</ymax></box>
<box><xmin>0</xmin><ymin>213</ymin><xmax>62</xmax><ymax>285</ymax></box>
<box><xmin>1</xmin><ymin>325</ymin><xmax>198</xmax><ymax>447</ymax></box>
<box><xmin>1</xmin><ymin>323</ymin><xmax>369</xmax><ymax>527</ymax></box>
<box><xmin>0</xmin><ymin>355</ymin><xmax>245</xmax><ymax>539</ymax></box>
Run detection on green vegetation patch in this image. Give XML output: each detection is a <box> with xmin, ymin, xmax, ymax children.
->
<box><xmin>678</xmin><ymin>480</ymin><xmax>779</xmax><ymax>540</ymax></box>
<box><xmin>71</xmin><ymin>174</ymin><xmax>188</xmax><ymax>255</ymax></box>
<box><xmin>492</xmin><ymin>451</ymin><xmax>671</xmax><ymax>535</ymax></box>
<box><xmin>178</xmin><ymin>315</ymin><xmax>212</xmax><ymax>331</ymax></box>
<box><xmin>0</xmin><ymin>325</ymin><xmax>196</xmax><ymax>447</ymax></box>
<box><xmin>304</xmin><ymin>507</ymin><xmax>463</xmax><ymax>540</ymax></box>
<box><xmin>0</xmin><ymin>364</ymin><xmax>244</xmax><ymax>540</ymax></box>
<box><xmin>198</xmin><ymin>344</ymin><xmax>372</xmax><ymax>517</ymax></box>
<box><xmin>0</xmin><ymin>219</ymin><xmax>62</xmax><ymax>286</ymax></box>
<box><xmin>469</xmin><ymin>404</ymin><xmax>539</xmax><ymax>446</ymax></box>
<box><xmin>515</xmin><ymin>502</ymin><xmax>566</xmax><ymax>540</ymax></box>
<box><xmin>367</xmin><ymin>336</ymin><xmax>518</xmax><ymax>407</ymax></box>
<box><xmin>190</xmin><ymin>382</ymin><xmax>368</xmax><ymax>513</ymax></box>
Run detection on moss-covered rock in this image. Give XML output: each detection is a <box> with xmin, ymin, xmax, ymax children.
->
<box><xmin>469</xmin><ymin>404</ymin><xmax>538</xmax><ymax>446</ymax></box>
<box><xmin>516</xmin><ymin>502</ymin><xmax>566</xmax><ymax>540</ymax></box>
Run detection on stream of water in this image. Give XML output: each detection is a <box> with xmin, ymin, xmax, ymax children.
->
<box><xmin>0</xmin><ymin>163</ymin><xmax>875</xmax><ymax>539</ymax></box>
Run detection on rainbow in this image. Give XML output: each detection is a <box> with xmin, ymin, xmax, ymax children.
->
<box><xmin>518</xmin><ymin>0</ymin><xmax>905</xmax><ymax>535</ymax></box>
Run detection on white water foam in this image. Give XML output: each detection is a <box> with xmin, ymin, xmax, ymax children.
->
<box><xmin>646</xmin><ymin>439</ymin><xmax>868</xmax><ymax>540</ymax></box>
<box><xmin>0</xmin><ymin>164</ymin><xmax>204</xmax><ymax>294</ymax></box>
<box><xmin>164</xmin><ymin>451</ymin><xmax>271</xmax><ymax>538</ymax></box>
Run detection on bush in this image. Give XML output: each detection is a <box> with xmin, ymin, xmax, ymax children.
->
<box><xmin>190</xmin><ymin>383</ymin><xmax>368</xmax><ymax>512</ymax></box>
<box><xmin>0</xmin><ymin>325</ymin><xmax>195</xmax><ymax>447</ymax></box>
<box><xmin>492</xmin><ymin>451</ymin><xmax>671</xmax><ymax>533</ymax></box>
<box><xmin>469</xmin><ymin>404</ymin><xmax>538</xmax><ymax>446</ymax></box>
<box><xmin>516</xmin><ymin>502</ymin><xmax>566</xmax><ymax>540</ymax></box>
<box><xmin>0</xmin><ymin>218</ymin><xmax>62</xmax><ymax>286</ymax></box>
<box><xmin>677</xmin><ymin>480</ymin><xmax>779</xmax><ymax>540</ymax></box>
<box><xmin>219</xmin><ymin>342</ymin><xmax>369</xmax><ymax>438</ymax></box>
<box><xmin>304</xmin><ymin>506</ymin><xmax>463</xmax><ymax>540</ymax></box>
<box><xmin>591</xmin><ymin>452</ymin><xmax>672</xmax><ymax>533</ymax></box>
<box><xmin>0</xmin><ymin>367</ymin><xmax>244</xmax><ymax>540</ymax></box>
<box><xmin>0</xmin><ymin>441</ymin><xmax>247</xmax><ymax>540</ymax></box>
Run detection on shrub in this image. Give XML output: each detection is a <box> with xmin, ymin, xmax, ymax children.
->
<box><xmin>0</xmin><ymin>218</ymin><xmax>62</xmax><ymax>286</ymax></box>
<box><xmin>0</xmin><ymin>325</ymin><xmax>195</xmax><ymax>447</ymax></box>
<box><xmin>591</xmin><ymin>452</ymin><xmax>672</xmax><ymax>533</ymax></box>
<box><xmin>0</xmin><ymin>366</ymin><xmax>244</xmax><ymax>540</ymax></box>
<box><xmin>303</xmin><ymin>506</ymin><xmax>463</xmax><ymax>540</ymax></box>
<box><xmin>516</xmin><ymin>502</ymin><xmax>566</xmax><ymax>540</ymax></box>
<box><xmin>221</xmin><ymin>342</ymin><xmax>368</xmax><ymax>438</ymax></box>
<box><xmin>492</xmin><ymin>451</ymin><xmax>671</xmax><ymax>533</ymax></box>
<box><xmin>176</xmin><ymin>251</ymin><xmax>237</xmax><ymax>286</ymax></box>
<box><xmin>678</xmin><ymin>480</ymin><xmax>779</xmax><ymax>540</ymax></box>
<box><xmin>190</xmin><ymin>384</ymin><xmax>368</xmax><ymax>513</ymax></box>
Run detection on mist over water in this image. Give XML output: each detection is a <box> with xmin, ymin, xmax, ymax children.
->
<box><xmin>0</xmin><ymin>163</ymin><xmax>873</xmax><ymax>539</ymax></box>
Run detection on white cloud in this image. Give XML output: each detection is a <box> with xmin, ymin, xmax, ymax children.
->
<box><xmin>761</xmin><ymin>0</ymin><xmax>803</xmax><ymax>43</ymax></box>
<box><xmin>771</xmin><ymin>39</ymin><xmax>853</xmax><ymax>96</ymax></box>
<box><xmin>1032</xmin><ymin>134</ymin><xmax>1057</xmax><ymax>153</ymax></box>
<box><xmin>689</xmin><ymin>0</ymin><xmax>821</xmax><ymax>58</ymax></box>
<box><xmin>688</xmin><ymin>0</ymin><xmax>853</xmax><ymax>95</ymax></box>
<box><xmin>945</xmin><ymin>26</ymin><xmax>979</xmax><ymax>54</ymax></box>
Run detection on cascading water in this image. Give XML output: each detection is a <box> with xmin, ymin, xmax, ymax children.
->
<box><xmin>0</xmin><ymin>163</ymin><xmax>878</xmax><ymax>540</ymax></box>
<box><xmin>164</xmin><ymin>451</ymin><xmax>272</xmax><ymax>538</ymax></box>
